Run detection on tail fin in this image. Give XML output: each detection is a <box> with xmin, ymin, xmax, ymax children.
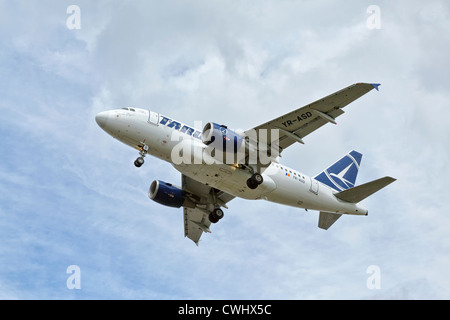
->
<box><xmin>314</xmin><ymin>150</ymin><xmax>362</xmax><ymax>192</ymax></box>
<box><xmin>334</xmin><ymin>176</ymin><xmax>396</xmax><ymax>203</ymax></box>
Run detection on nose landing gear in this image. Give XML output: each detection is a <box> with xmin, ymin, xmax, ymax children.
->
<box><xmin>134</xmin><ymin>157</ymin><xmax>145</xmax><ymax>167</ymax></box>
<box><xmin>134</xmin><ymin>144</ymin><xmax>149</xmax><ymax>168</ymax></box>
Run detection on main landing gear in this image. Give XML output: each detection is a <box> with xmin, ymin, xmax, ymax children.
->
<box><xmin>134</xmin><ymin>145</ymin><xmax>148</xmax><ymax>168</ymax></box>
<box><xmin>208</xmin><ymin>207</ymin><xmax>224</xmax><ymax>224</ymax></box>
<box><xmin>205</xmin><ymin>172</ymin><xmax>261</xmax><ymax>224</ymax></box>
<box><xmin>246</xmin><ymin>173</ymin><xmax>263</xmax><ymax>190</ymax></box>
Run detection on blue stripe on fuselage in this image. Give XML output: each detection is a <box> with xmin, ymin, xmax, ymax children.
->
<box><xmin>159</xmin><ymin>115</ymin><xmax>202</xmax><ymax>140</ymax></box>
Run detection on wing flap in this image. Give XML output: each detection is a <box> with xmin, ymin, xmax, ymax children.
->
<box><xmin>183</xmin><ymin>207</ymin><xmax>211</xmax><ymax>245</ymax></box>
<box><xmin>181</xmin><ymin>174</ymin><xmax>235</xmax><ymax>245</ymax></box>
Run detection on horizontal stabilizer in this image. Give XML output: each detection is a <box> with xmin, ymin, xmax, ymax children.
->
<box><xmin>334</xmin><ymin>176</ymin><xmax>396</xmax><ymax>203</ymax></box>
<box><xmin>318</xmin><ymin>212</ymin><xmax>342</xmax><ymax>230</ymax></box>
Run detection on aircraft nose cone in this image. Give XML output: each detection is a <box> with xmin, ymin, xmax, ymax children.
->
<box><xmin>95</xmin><ymin>111</ymin><xmax>109</xmax><ymax>129</ymax></box>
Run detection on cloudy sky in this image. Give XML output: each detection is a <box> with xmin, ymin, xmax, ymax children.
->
<box><xmin>1</xmin><ymin>0</ymin><xmax>449</xmax><ymax>299</ymax></box>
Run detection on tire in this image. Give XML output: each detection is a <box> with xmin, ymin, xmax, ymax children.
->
<box><xmin>209</xmin><ymin>208</ymin><xmax>224</xmax><ymax>224</ymax></box>
<box><xmin>134</xmin><ymin>157</ymin><xmax>144</xmax><ymax>167</ymax></box>
<box><xmin>246</xmin><ymin>178</ymin><xmax>258</xmax><ymax>189</ymax></box>
<box><xmin>247</xmin><ymin>173</ymin><xmax>263</xmax><ymax>189</ymax></box>
<box><xmin>253</xmin><ymin>173</ymin><xmax>263</xmax><ymax>185</ymax></box>
<box><xmin>213</xmin><ymin>208</ymin><xmax>224</xmax><ymax>220</ymax></box>
<box><xmin>209</xmin><ymin>212</ymin><xmax>220</xmax><ymax>224</ymax></box>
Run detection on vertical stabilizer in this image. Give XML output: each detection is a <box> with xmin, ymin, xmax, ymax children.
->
<box><xmin>314</xmin><ymin>150</ymin><xmax>362</xmax><ymax>192</ymax></box>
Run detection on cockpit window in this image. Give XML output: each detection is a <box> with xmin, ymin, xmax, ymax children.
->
<box><xmin>129</xmin><ymin>108</ymin><xmax>135</xmax><ymax>112</ymax></box>
<box><xmin>121</xmin><ymin>108</ymin><xmax>129</xmax><ymax>110</ymax></box>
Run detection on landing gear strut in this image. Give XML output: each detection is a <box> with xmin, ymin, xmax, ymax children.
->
<box><xmin>246</xmin><ymin>173</ymin><xmax>264</xmax><ymax>189</ymax></box>
<box><xmin>134</xmin><ymin>145</ymin><xmax>148</xmax><ymax>168</ymax></box>
<box><xmin>208</xmin><ymin>208</ymin><xmax>224</xmax><ymax>224</ymax></box>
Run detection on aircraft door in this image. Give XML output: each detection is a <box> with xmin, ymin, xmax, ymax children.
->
<box><xmin>148</xmin><ymin>111</ymin><xmax>159</xmax><ymax>125</ymax></box>
<box><xmin>309</xmin><ymin>178</ymin><xmax>319</xmax><ymax>195</ymax></box>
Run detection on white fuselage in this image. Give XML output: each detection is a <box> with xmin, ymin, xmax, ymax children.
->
<box><xmin>96</xmin><ymin>108</ymin><xmax>367</xmax><ymax>216</ymax></box>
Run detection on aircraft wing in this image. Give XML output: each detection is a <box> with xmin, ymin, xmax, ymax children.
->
<box><xmin>182</xmin><ymin>174</ymin><xmax>235</xmax><ymax>245</ymax></box>
<box><xmin>245</xmin><ymin>83</ymin><xmax>380</xmax><ymax>154</ymax></box>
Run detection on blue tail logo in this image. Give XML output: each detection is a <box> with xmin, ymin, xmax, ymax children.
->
<box><xmin>314</xmin><ymin>151</ymin><xmax>362</xmax><ymax>191</ymax></box>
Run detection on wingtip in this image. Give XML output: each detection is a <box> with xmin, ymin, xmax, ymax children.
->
<box><xmin>371</xmin><ymin>83</ymin><xmax>381</xmax><ymax>91</ymax></box>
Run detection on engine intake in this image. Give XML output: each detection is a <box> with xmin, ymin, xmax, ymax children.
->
<box><xmin>148</xmin><ymin>180</ymin><xmax>189</xmax><ymax>208</ymax></box>
<box><xmin>202</xmin><ymin>122</ymin><xmax>244</xmax><ymax>154</ymax></box>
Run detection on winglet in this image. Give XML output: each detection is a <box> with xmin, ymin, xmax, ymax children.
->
<box><xmin>371</xmin><ymin>83</ymin><xmax>381</xmax><ymax>91</ymax></box>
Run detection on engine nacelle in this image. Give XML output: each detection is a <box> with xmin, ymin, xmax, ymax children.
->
<box><xmin>148</xmin><ymin>180</ymin><xmax>187</xmax><ymax>208</ymax></box>
<box><xmin>202</xmin><ymin>122</ymin><xmax>244</xmax><ymax>154</ymax></box>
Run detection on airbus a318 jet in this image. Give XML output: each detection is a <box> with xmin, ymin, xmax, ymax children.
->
<box><xmin>96</xmin><ymin>83</ymin><xmax>395</xmax><ymax>245</ymax></box>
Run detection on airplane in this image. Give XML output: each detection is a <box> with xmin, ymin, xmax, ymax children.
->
<box><xmin>95</xmin><ymin>82</ymin><xmax>395</xmax><ymax>245</ymax></box>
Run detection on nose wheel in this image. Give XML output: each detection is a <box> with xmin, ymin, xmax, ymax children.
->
<box><xmin>134</xmin><ymin>156</ymin><xmax>145</xmax><ymax>167</ymax></box>
<box><xmin>134</xmin><ymin>144</ymin><xmax>148</xmax><ymax>168</ymax></box>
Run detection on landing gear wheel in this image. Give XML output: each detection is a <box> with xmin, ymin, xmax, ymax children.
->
<box><xmin>213</xmin><ymin>208</ymin><xmax>224</xmax><ymax>220</ymax></box>
<box><xmin>246</xmin><ymin>173</ymin><xmax>264</xmax><ymax>189</ymax></box>
<box><xmin>134</xmin><ymin>156</ymin><xmax>145</xmax><ymax>167</ymax></box>
<box><xmin>208</xmin><ymin>208</ymin><xmax>224</xmax><ymax>224</ymax></box>
<box><xmin>252</xmin><ymin>173</ymin><xmax>263</xmax><ymax>184</ymax></box>
<box><xmin>134</xmin><ymin>144</ymin><xmax>148</xmax><ymax>168</ymax></box>
<box><xmin>246</xmin><ymin>178</ymin><xmax>258</xmax><ymax>189</ymax></box>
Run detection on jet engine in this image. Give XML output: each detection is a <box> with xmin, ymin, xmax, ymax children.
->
<box><xmin>148</xmin><ymin>180</ymin><xmax>194</xmax><ymax>208</ymax></box>
<box><xmin>202</xmin><ymin>122</ymin><xmax>244</xmax><ymax>154</ymax></box>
